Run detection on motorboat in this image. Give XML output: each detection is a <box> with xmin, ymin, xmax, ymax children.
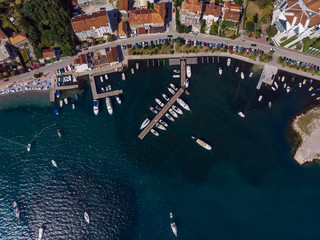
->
<box><xmin>27</xmin><ymin>143</ymin><xmax>31</xmax><ymax>152</ymax></box>
<box><xmin>317</xmin><ymin>97</ymin><xmax>320</xmax><ymax>100</ymax></box>
<box><xmin>159</xmin><ymin>119</ymin><xmax>168</xmax><ymax>127</ymax></box>
<box><xmin>286</xmin><ymin>86</ymin><xmax>291</xmax><ymax>93</ymax></box>
<box><xmin>108</xmin><ymin>85</ymin><xmax>111</xmax><ymax>91</ymax></box>
<box><xmin>238</xmin><ymin>111</ymin><xmax>245</xmax><ymax>118</ymax></box>
<box><xmin>299</xmin><ymin>82</ymin><xmax>302</xmax><ymax>88</ymax></box>
<box><xmin>105</xmin><ymin>74</ymin><xmax>108</xmax><ymax>80</ymax></box>
<box><xmin>105</xmin><ymin>87</ymin><xmax>108</xmax><ymax>92</ymax></box>
<box><xmin>303</xmin><ymin>79</ymin><xmax>306</xmax><ymax>85</ymax></box>
<box><xmin>191</xmin><ymin>136</ymin><xmax>212</xmax><ymax>150</ymax></box>
<box><xmin>258</xmin><ymin>95</ymin><xmax>262</xmax><ymax>102</ymax></box>
<box><xmin>136</xmin><ymin>63</ymin><xmax>139</xmax><ymax>70</ymax></box>
<box><xmin>150</xmin><ymin>107</ymin><xmax>158</xmax><ymax>114</ymax></box>
<box><xmin>176</xmin><ymin>98</ymin><xmax>190</xmax><ymax>111</ymax></box>
<box><xmin>116</xmin><ymin>95</ymin><xmax>121</xmax><ymax>104</ymax></box>
<box><xmin>274</xmin><ymin>82</ymin><xmax>278</xmax><ymax>89</ymax></box>
<box><xmin>54</xmin><ymin>109</ymin><xmax>59</xmax><ymax>115</ymax></box>
<box><xmin>173</xmin><ymin>69</ymin><xmax>180</xmax><ymax>73</ymax></box>
<box><xmin>281</xmin><ymin>76</ymin><xmax>285</xmax><ymax>82</ymax></box>
<box><xmin>13</xmin><ymin>201</ymin><xmax>20</xmax><ymax>219</ymax></box>
<box><xmin>235</xmin><ymin>67</ymin><xmax>239</xmax><ymax>72</ymax></box>
<box><xmin>38</xmin><ymin>227</ymin><xmax>44</xmax><ymax>240</ymax></box>
<box><xmin>84</xmin><ymin>212</ymin><xmax>90</xmax><ymax>224</ymax></box>
<box><xmin>131</xmin><ymin>68</ymin><xmax>134</xmax><ymax>74</ymax></box>
<box><xmin>72</xmin><ymin>104</ymin><xmax>75</xmax><ymax>110</ymax></box>
<box><xmin>165</xmin><ymin>113</ymin><xmax>174</xmax><ymax>121</ymax></box>
<box><xmin>185</xmin><ymin>79</ymin><xmax>189</xmax><ymax>88</ymax></box>
<box><xmin>227</xmin><ymin>58</ymin><xmax>231</xmax><ymax>66</ymax></box>
<box><xmin>170</xmin><ymin>83</ymin><xmax>178</xmax><ymax>91</ymax></box>
<box><xmin>155</xmin><ymin>105</ymin><xmax>162</xmax><ymax>111</ymax></box>
<box><xmin>171</xmin><ymin>222</ymin><xmax>177</xmax><ymax>237</ymax></box>
<box><xmin>56</xmin><ymin>91</ymin><xmax>60</xmax><ymax>98</ymax></box>
<box><xmin>311</xmin><ymin>93</ymin><xmax>316</xmax><ymax>97</ymax></box>
<box><xmin>155</xmin><ymin>98</ymin><xmax>164</xmax><ymax>107</ymax></box>
<box><xmin>278</xmin><ymin>76</ymin><xmax>281</xmax><ymax>81</ymax></box>
<box><xmin>241</xmin><ymin>72</ymin><xmax>244</xmax><ymax>79</ymax></box>
<box><xmin>185</xmin><ymin>90</ymin><xmax>190</xmax><ymax>95</ymax></box>
<box><xmin>284</xmin><ymin>83</ymin><xmax>287</xmax><ymax>88</ymax></box>
<box><xmin>268</xmin><ymin>102</ymin><xmax>272</xmax><ymax>109</ymax></box>
<box><xmin>51</xmin><ymin>160</ymin><xmax>58</xmax><ymax>168</ymax></box>
<box><xmin>140</xmin><ymin>118</ymin><xmax>150</xmax><ymax>130</ymax></box>
<box><xmin>170</xmin><ymin>212</ymin><xmax>173</xmax><ymax>218</ymax></box>
<box><xmin>93</xmin><ymin>100</ymin><xmax>99</xmax><ymax>115</ymax></box>
<box><xmin>105</xmin><ymin>97</ymin><xmax>113</xmax><ymax>115</ymax></box>
<box><xmin>271</xmin><ymin>87</ymin><xmax>276</xmax><ymax>91</ymax></box>
<box><xmin>309</xmin><ymin>87</ymin><xmax>313</xmax><ymax>91</ymax></box>
<box><xmin>64</xmin><ymin>98</ymin><xmax>68</xmax><ymax>104</ymax></box>
<box><xmin>100</xmin><ymin>76</ymin><xmax>103</xmax><ymax>82</ymax></box>
<box><xmin>249</xmin><ymin>72</ymin><xmax>253</xmax><ymax>77</ymax></box>
<box><xmin>162</xmin><ymin>94</ymin><xmax>170</xmax><ymax>101</ymax></box>
<box><xmin>122</xmin><ymin>73</ymin><xmax>126</xmax><ymax>80</ymax></box>
<box><xmin>219</xmin><ymin>67</ymin><xmax>222</xmax><ymax>75</ymax></box>
<box><xmin>151</xmin><ymin>129</ymin><xmax>159</xmax><ymax>136</ymax></box>
<box><xmin>156</xmin><ymin>123</ymin><xmax>166</xmax><ymax>131</ymax></box>
<box><xmin>173</xmin><ymin>75</ymin><xmax>180</xmax><ymax>78</ymax></box>
<box><xmin>101</xmin><ymin>87</ymin><xmax>105</xmax><ymax>92</ymax></box>
<box><xmin>310</xmin><ymin>79</ymin><xmax>313</xmax><ymax>84</ymax></box>
<box><xmin>59</xmin><ymin>100</ymin><xmax>63</xmax><ymax>107</ymax></box>
<box><xmin>169</xmin><ymin>108</ymin><xmax>178</xmax><ymax>118</ymax></box>
<box><xmin>186</xmin><ymin>65</ymin><xmax>191</xmax><ymax>78</ymax></box>
<box><xmin>168</xmin><ymin>87</ymin><xmax>175</xmax><ymax>95</ymax></box>
<box><xmin>172</xmin><ymin>105</ymin><xmax>183</xmax><ymax>115</ymax></box>
<box><xmin>57</xmin><ymin>130</ymin><xmax>61</xmax><ymax>138</ymax></box>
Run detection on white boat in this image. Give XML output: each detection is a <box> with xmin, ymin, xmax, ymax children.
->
<box><xmin>151</xmin><ymin>129</ymin><xmax>159</xmax><ymax>136</ymax></box>
<box><xmin>268</xmin><ymin>102</ymin><xmax>272</xmax><ymax>109</ymax></box>
<box><xmin>84</xmin><ymin>212</ymin><xmax>90</xmax><ymax>224</ymax></box>
<box><xmin>185</xmin><ymin>78</ymin><xmax>189</xmax><ymax>88</ymax></box>
<box><xmin>105</xmin><ymin>74</ymin><xmax>108</xmax><ymax>80</ymax></box>
<box><xmin>219</xmin><ymin>67</ymin><xmax>222</xmax><ymax>75</ymax></box>
<box><xmin>101</xmin><ymin>87</ymin><xmax>105</xmax><ymax>92</ymax></box>
<box><xmin>311</xmin><ymin>93</ymin><xmax>315</xmax><ymax>96</ymax></box>
<box><xmin>13</xmin><ymin>201</ymin><xmax>20</xmax><ymax>219</ymax></box>
<box><xmin>258</xmin><ymin>95</ymin><xmax>263</xmax><ymax>102</ymax></box>
<box><xmin>284</xmin><ymin>83</ymin><xmax>287</xmax><ymax>88</ymax></box>
<box><xmin>27</xmin><ymin>143</ymin><xmax>31</xmax><ymax>152</ymax></box>
<box><xmin>172</xmin><ymin>105</ymin><xmax>183</xmax><ymax>114</ymax></box>
<box><xmin>59</xmin><ymin>100</ymin><xmax>63</xmax><ymax>107</ymax></box>
<box><xmin>38</xmin><ymin>227</ymin><xmax>44</xmax><ymax>240</ymax></box>
<box><xmin>155</xmin><ymin>98</ymin><xmax>164</xmax><ymax>107</ymax></box>
<box><xmin>136</xmin><ymin>63</ymin><xmax>139</xmax><ymax>70</ymax></box>
<box><xmin>165</xmin><ymin>113</ymin><xmax>174</xmax><ymax>121</ymax></box>
<box><xmin>303</xmin><ymin>79</ymin><xmax>306</xmax><ymax>85</ymax></box>
<box><xmin>72</xmin><ymin>104</ymin><xmax>75</xmax><ymax>110</ymax></box>
<box><xmin>173</xmin><ymin>75</ymin><xmax>180</xmax><ymax>78</ymax></box>
<box><xmin>162</xmin><ymin>94</ymin><xmax>170</xmax><ymax>101</ymax></box>
<box><xmin>93</xmin><ymin>100</ymin><xmax>99</xmax><ymax>115</ymax></box>
<box><xmin>159</xmin><ymin>119</ymin><xmax>168</xmax><ymax>127</ymax></box>
<box><xmin>249</xmin><ymin>72</ymin><xmax>253</xmax><ymax>77</ymax></box>
<box><xmin>238</xmin><ymin>111</ymin><xmax>245</xmax><ymax>118</ymax></box>
<box><xmin>235</xmin><ymin>67</ymin><xmax>239</xmax><ymax>72</ymax></box>
<box><xmin>170</xmin><ymin>212</ymin><xmax>173</xmax><ymax>218</ymax></box>
<box><xmin>286</xmin><ymin>86</ymin><xmax>291</xmax><ymax>93</ymax></box>
<box><xmin>116</xmin><ymin>95</ymin><xmax>121</xmax><ymax>104</ymax></box>
<box><xmin>241</xmin><ymin>72</ymin><xmax>244</xmax><ymax>79</ymax></box>
<box><xmin>100</xmin><ymin>76</ymin><xmax>103</xmax><ymax>82</ymax></box>
<box><xmin>299</xmin><ymin>82</ymin><xmax>302</xmax><ymax>88</ymax></box>
<box><xmin>177</xmin><ymin>98</ymin><xmax>190</xmax><ymax>111</ymax></box>
<box><xmin>150</xmin><ymin>107</ymin><xmax>158</xmax><ymax>114</ymax></box>
<box><xmin>122</xmin><ymin>73</ymin><xmax>126</xmax><ymax>80</ymax></box>
<box><xmin>170</xmin><ymin>83</ymin><xmax>178</xmax><ymax>91</ymax></box>
<box><xmin>51</xmin><ymin>160</ymin><xmax>58</xmax><ymax>168</ymax></box>
<box><xmin>281</xmin><ymin>76</ymin><xmax>285</xmax><ymax>82</ymax></box>
<box><xmin>140</xmin><ymin>118</ymin><xmax>150</xmax><ymax>130</ymax></box>
<box><xmin>309</xmin><ymin>87</ymin><xmax>313</xmax><ymax>91</ymax></box>
<box><xmin>317</xmin><ymin>97</ymin><xmax>320</xmax><ymax>100</ymax></box>
<box><xmin>105</xmin><ymin>87</ymin><xmax>108</xmax><ymax>92</ymax></box>
<box><xmin>105</xmin><ymin>97</ymin><xmax>113</xmax><ymax>115</ymax></box>
<box><xmin>171</xmin><ymin>222</ymin><xmax>178</xmax><ymax>237</ymax></box>
<box><xmin>274</xmin><ymin>82</ymin><xmax>278</xmax><ymax>89</ymax></box>
<box><xmin>168</xmin><ymin>87</ymin><xmax>175</xmax><ymax>95</ymax></box>
<box><xmin>227</xmin><ymin>58</ymin><xmax>231</xmax><ymax>66</ymax></box>
<box><xmin>173</xmin><ymin>69</ymin><xmax>180</xmax><ymax>73</ymax></box>
<box><xmin>156</xmin><ymin>123</ymin><xmax>166</xmax><ymax>131</ymax></box>
<box><xmin>108</xmin><ymin>85</ymin><xmax>111</xmax><ymax>91</ymax></box>
<box><xmin>192</xmin><ymin>137</ymin><xmax>212</xmax><ymax>150</ymax></box>
<box><xmin>169</xmin><ymin>108</ymin><xmax>178</xmax><ymax>118</ymax></box>
<box><xmin>131</xmin><ymin>68</ymin><xmax>134</xmax><ymax>74</ymax></box>
<box><xmin>271</xmin><ymin>87</ymin><xmax>276</xmax><ymax>91</ymax></box>
<box><xmin>186</xmin><ymin>65</ymin><xmax>191</xmax><ymax>78</ymax></box>
<box><xmin>64</xmin><ymin>98</ymin><xmax>68</xmax><ymax>104</ymax></box>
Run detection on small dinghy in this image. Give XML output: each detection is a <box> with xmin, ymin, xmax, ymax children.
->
<box><xmin>101</xmin><ymin>87</ymin><xmax>105</xmax><ymax>92</ymax></box>
<box><xmin>284</xmin><ymin>83</ymin><xmax>287</xmax><ymax>88</ymax></box>
<box><xmin>13</xmin><ymin>201</ymin><xmax>20</xmax><ymax>219</ymax></box>
<box><xmin>38</xmin><ymin>227</ymin><xmax>44</xmax><ymax>240</ymax></box>
<box><xmin>122</xmin><ymin>73</ymin><xmax>126</xmax><ymax>80</ymax></box>
<box><xmin>64</xmin><ymin>98</ymin><xmax>68</xmax><ymax>105</ymax></box>
<box><xmin>286</xmin><ymin>86</ymin><xmax>291</xmax><ymax>93</ymax></box>
<box><xmin>258</xmin><ymin>95</ymin><xmax>263</xmax><ymax>102</ymax></box>
<box><xmin>59</xmin><ymin>100</ymin><xmax>63</xmax><ymax>107</ymax></box>
<box><xmin>303</xmin><ymin>79</ymin><xmax>306</xmax><ymax>85</ymax></box>
<box><xmin>171</xmin><ymin>222</ymin><xmax>177</xmax><ymax>237</ymax></box>
<box><xmin>105</xmin><ymin>74</ymin><xmax>108</xmax><ymax>80</ymax></box>
<box><xmin>131</xmin><ymin>68</ymin><xmax>134</xmax><ymax>74</ymax></box>
<box><xmin>249</xmin><ymin>72</ymin><xmax>253</xmax><ymax>77</ymax></box>
<box><xmin>116</xmin><ymin>95</ymin><xmax>121</xmax><ymax>104</ymax></box>
<box><xmin>309</xmin><ymin>87</ymin><xmax>313</xmax><ymax>91</ymax></box>
<box><xmin>219</xmin><ymin>67</ymin><xmax>222</xmax><ymax>75</ymax></box>
<box><xmin>100</xmin><ymin>76</ymin><xmax>103</xmax><ymax>82</ymax></box>
<box><xmin>299</xmin><ymin>82</ymin><xmax>302</xmax><ymax>88</ymax></box>
<box><xmin>268</xmin><ymin>102</ymin><xmax>272</xmax><ymax>109</ymax></box>
<box><xmin>84</xmin><ymin>212</ymin><xmax>90</xmax><ymax>224</ymax></box>
<box><xmin>72</xmin><ymin>104</ymin><xmax>75</xmax><ymax>110</ymax></box>
<box><xmin>241</xmin><ymin>72</ymin><xmax>244</xmax><ymax>79</ymax></box>
<box><xmin>54</xmin><ymin>109</ymin><xmax>59</xmax><ymax>115</ymax></box>
<box><xmin>27</xmin><ymin>143</ymin><xmax>31</xmax><ymax>152</ymax></box>
<box><xmin>281</xmin><ymin>76</ymin><xmax>285</xmax><ymax>82</ymax></box>
<box><xmin>57</xmin><ymin>130</ymin><xmax>61</xmax><ymax>138</ymax></box>
<box><xmin>238</xmin><ymin>112</ymin><xmax>245</xmax><ymax>118</ymax></box>
<box><xmin>51</xmin><ymin>160</ymin><xmax>58</xmax><ymax>168</ymax></box>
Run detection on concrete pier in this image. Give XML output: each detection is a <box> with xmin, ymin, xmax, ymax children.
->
<box><xmin>89</xmin><ymin>73</ymin><xmax>123</xmax><ymax>100</ymax></box>
<box><xmin>56</xmin><ymin>85</ymin><xmax>79</xmax><ymax>91</ymax></box>
<box><xmin>49</xmin><ymin>77</ymin><xmax>55</xmax><ymax>102</ymax></box>
<box><xmin>256</xmin><ymin>65</ymin><xmax>278</xmax><ymax>89</ymax></box>
<box><xmin>181</xmin><ymin>59</ymin><xmax>186</xmax><ymax>87</ymax></box>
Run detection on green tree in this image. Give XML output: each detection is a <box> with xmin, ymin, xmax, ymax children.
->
<box><xmin>266</xmin><ymin>25</ymin><xmax>277</xmax><ymax>37</ymax></box>
<box><xmin>261</xmin><ymin>15</ymin><xmax>271</xmax><ymax>24</ymax></box>
<box><xmin>200</xmin><ymin>20</ymin><xmax>206</xmax><ymax>34</ymax></box>
<box><xmin>107</xmin><ymin>34</ymin><xmax>115</xmax><ymax>42</ymax></box>
<box><xmin>246</xmin><ymin>21</ymin><xmax>254</xmax><ymax>32</ymax></box>
<box><xmin>209</xmin><ymin>23</ymin><xmax>219</xmax><ymax>35</ymax></box>
<box><xmin>34</xmin><ymin>73</ymin><xmax>40</xmax><ymax>78</ymax></box>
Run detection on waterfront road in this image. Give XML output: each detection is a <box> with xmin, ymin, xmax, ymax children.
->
<box><xmin>2</xmin><ymin>32</ymin><xmax>320</xmax><ymax>89</ymax></box>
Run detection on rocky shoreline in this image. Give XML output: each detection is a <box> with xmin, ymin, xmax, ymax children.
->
<box><xmin>292</xmin><ymin>107</ymin><xmax>320</xmax><ymax>165</ymax></box>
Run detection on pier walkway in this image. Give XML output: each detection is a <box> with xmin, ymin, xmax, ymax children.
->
<box><xmin>256</xmin><ymin>65</ymin><xmax>278</xmax><ymax>89</ymax></box>
<box><xmin>138</xmin><ymin>88</ymin><xmax>184</xmax><ymax>140</ymax></box>
<box><xmin>181</xmin><ymin>59</ymin><xmax>186</xmax><ymax>87</ymax></box>
<box><xmin>89</xmin><ymin>73</ymin><xmax>123</xmax><ymax>100</ymax></box>
<box><xmin>56</xmin><ymin>85</ymin><xmax>79</xmax><ymax>91</ymax></box>
<box><xmin>49</xmin><ymin>77</ymin><xmax>55</xmax><ymax>102</ymax></box>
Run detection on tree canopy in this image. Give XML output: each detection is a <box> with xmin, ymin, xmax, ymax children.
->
<box><xmin>266</xmin><ymin>25</ymin><xmax>277</xmax><ymax>38</ymax></box>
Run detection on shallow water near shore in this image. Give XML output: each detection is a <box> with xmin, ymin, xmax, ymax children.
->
<box><xmin>1</xmin><ymin>58</ymin><xmax>320</xmax><ymax>239</ymax></box>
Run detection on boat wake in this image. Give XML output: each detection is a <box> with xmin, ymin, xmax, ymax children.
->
<box><xmin>28</xmin><ymin>123</ymin><xmax>57</xmax><ymax>144</ymax></box>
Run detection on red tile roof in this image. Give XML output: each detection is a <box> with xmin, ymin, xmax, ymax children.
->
<box><xmin>72</xmin><ymin>10</ymin><xmax>109</xmax><ymax>33</ymax></box>
<box><xmin>9</xmin><ymin>32</ymin><xmax>27</xmax><ymax>46</ymax></box>
<box><xmin>118</xmin><ymin>0</ymin><xmax>128</xmax><ymax>11</ymax></box>
<box><xmin>107</xmin><ymin>47</ymin><xmax>118</xmax><ymax>63</ymax></box>
<box><xmin>137</xmin><ymin>27</ymin><xmax>146</xmax><ymax>34</ymax></box>
<box><xmin>224</xmin><ymin>11</ymin><xmax>240</xmax><ymax>22</ymax></box>
<box><xmin>42</xmin><ymin>49</ymin><xmax>55</xmax><ymax>59</ymax></box>
<box><xmin>203</xmin><ymin>2</ymin><xmax>221</xmax><ymax>17</ymax></box>
<box><xmin>128</xmin><ymin>3</ymin><xmax>165</xmax><ymax>25</ymax></box>
<box><xmin>181</xmin><ymin>0</ymin><xmax>203</xmax><ymax>16</ymax></box>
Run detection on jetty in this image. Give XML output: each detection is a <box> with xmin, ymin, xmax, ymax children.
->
<box><xmin>89</xmin><ymin>73</ymin><xmax>123</xmax><ymax>100</ymax></box>
<box><xmin>49</xmin><ymin>77</ymin><xmax>55</xmax><ymax>102</ymax></box>
<box><xmin>180</xmin><ymin>59</ymin><xmax>186</xmax><ymax>87</ymax></box>
<box><xmin>256</xmin><ymin>65</ymin><xmax>278</xmax><ymax>89</ymax></box>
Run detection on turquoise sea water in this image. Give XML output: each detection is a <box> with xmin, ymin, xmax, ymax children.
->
<box><xmin>1</xmin><ymin>58</ymin><xmax>320</xmax><ymax>239</ymax></box>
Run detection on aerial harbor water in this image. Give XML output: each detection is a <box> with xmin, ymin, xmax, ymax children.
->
<box><xmin>1</xmin><ymin>58</ymin><xmax>320</xmax><ymax>239</ymax></box>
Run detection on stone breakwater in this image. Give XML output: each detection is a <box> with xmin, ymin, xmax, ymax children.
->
<box><xmin>292</xmin><ymin>107</ymin><xmax>320</xmax><ymax>165</ymax></box>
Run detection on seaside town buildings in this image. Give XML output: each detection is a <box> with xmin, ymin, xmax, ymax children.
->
<box><xmin>202</xmin><ymin>2</ymin><xmax>221</xmax><ymax>29</ymax></box>
<box><xmin>180</xmin><ymin>0</ymin><xmax>204</xmax><ymax>27</ymax></box>
<box><xmin>222</xmin><ymin>1</ymin><xmax>241</xmax><ymax>22</ymax></box>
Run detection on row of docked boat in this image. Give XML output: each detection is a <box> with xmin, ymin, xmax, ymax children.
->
<box><xmin>93</xmin><ymin>95</ymin><xmax>121</xmax><ymax>115</ymax></box>
<box><xmin>100</xmin><ymin>84</ymin><xmax>112</xmax><ymax>92</ymax></box>
<box><xmin>99</xmin><ymin>74</ymin><xmax>109</xmax><ymax>82</ymax></box>
<box><xmin>54</xmin><ymin>94</ymin><xmax>78</xmax><ymax>115</ymax></box>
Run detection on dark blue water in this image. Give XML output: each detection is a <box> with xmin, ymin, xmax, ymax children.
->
<box><xmin>1</xmin><ymin>58</ymin><xmax>320</xmax><ymax>239</ymax></box>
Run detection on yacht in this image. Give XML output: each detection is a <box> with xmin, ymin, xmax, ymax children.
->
<box><xmin>185</xmin><ymin>79</ymin><xmax>189</xmax><ymax>88</ymax></box>
<box><xmin>171</xmin><ymin>222</ymin><xmax>178</xmax><ymax>237</ymax></box>
<box><xmin>84</xmin><ymin>212</ymin><xmax>90</xmax><ymax>224</ymax></box>
<box><xmin>173</xmin><ymin>74</ymin><xmax>180</xmax><ymax>78</ymax></box>
<box><xmin>159</xmin><ymin>119</ymin><xmax>168</xmax><ymax>127</ymax></box>
<box><xmin>192</xmin><ymin>136</ymin><xmax>212</xmax><ymax>150</ymax></box>
<box><xmin>286</xmin><ymin>86</ymin><xmax>291</xmax><ymax>93</ymax></box>
<box><xmin>170</xmin><ymin>83</ymin><xmax>178</xmax><ymax>91</ymax></box>
<box><xmin>140</xmin><ymin>118</ymin><xmax>150</xmax><ymax>130</ymax></box>
<box><xmin>169</xmin><ymin>108</ymin><xmax>178</xmax><ymax>118</ymax></box>
<box><xmin>150</xmin><ymin>107</ymin><xmax>158</xmax><ymax>114</ymax></box>
<box><xmin>172</xmin><ymin>105</ymin><xmax>183</xmax><ymax>114</ymax></box>
<box><xmin>168</xmin><ymin>87</ymin><xmax>175</xmax><ymax>95</ymax></box>
<box><xmin>105</xmin><ymin>74</ymin><xmax>108</xmax><ymax>80</ymax></box>
<box><xmin>100</xmin><ymin>76</ymin><xmax>103</xmax><ymax>82</ymax></box>
<box><xmin>165</xmin><ymin>113</ymin><xmax>174</xmax><ymax>122</ymax></box>
<box><xmin>116</xmin><ymin>95</ymin><xmax>121</xmax><ymax>104</ymax></box>
<box><xmin>151</xmin><ymin>129</ymin><xmax>159</xmax><ymax>136</ymax></box>
<box><xmin>235</xmin><ymin>67</ymin><xmax>239</xmax><ymax>72</ymax></box>
<box><xmin>219</xmin><ymin>67</ymin><xmax>222</xmax><ymax>75</ymax></box>
<box><xmin>173</xmin><ymin>69</ymin><xmax>180</xmax><ymax>73</ymax></box>
<box><xmin>155</xmin><ymin>98</ymin><xmax>165</xmax><ymax>107</ymax></box>
<box><xmin>131</xmin><ymin>68</ymin><xmax>134</xmax><ymax>74</ymax></box>
<box><xmin>241</xmin><ymin>72</ymin><xmax>244</xmax><ymax>79</ymax></box>
<box><xmin>27</xmin><ymin>143</ymin><xmax>31</xmax><ymax>152</ymax></box>
<box><xmin>59</xmin><ymin>100</ymin><xmax>63</xmax><ymax>107</ymax></box>
<box><xmin>72</xmin><ymin>104</ymin><xmax>75</xmax><ymax>110</ymax></box>
<box><xmin>227</xmin><ymin>58</ymin><xmax>231</xmax><ymax>66</ymax></box>
<box><xmin>249</xmin><ymin>72</ymin><xmax>253</xmax><ymax>77</ymax></box>
<box><xmin>309</xmin><ymin>87</ymin><xmax>313</xmax><ymax>91</ymax></box>
<box><xmin>108</xmin><ymin>85</ymin><xmax>111</xmax><ymax>91</ymax></box>
<box><xmin>136</xmin><ymin>63</ymin><xmax>139</xmax><ymax>70</ymax></box>
<box><xmin>38</xmin><ymin>227</ymin><xmax>44</xmax><ymax>240</ymax></box>
<box><xmin>258</xmin><ymin>95</ymin><xmax>263</xmax><ymax>102</ymax></box>
<box><xmin>299</xmin><ymin>82</ymin><xmax>302</xmax><ymax>88</ymax></box>
<box><xmin>281</xmin><ymin>76</ymin><xmax>285</xmax><ymax>82</ymax></box>
<box><xmin>162</xmin><ymin>94</ymin><xmax>170</xmax><ymax>101</ymax></box>
<box><xmin>186</xmin><ymin>65</ymin><xmax>191</xmax><ymax>78</ymax></box>
<box><xmin>64</xmin><ymin>98</ymin><xmax>68</xmax><ymax>104</ymax></box>
<box><xmin>101</xmin><ymin>87</ymin><xmax>105</xmax><ymax>92</ymax></box>
<box><xmin>13</xmin><ymin>201</ymin><xmax>20</xmax><ymax>219</ymax></box>
<box><xmin>177</xmin><ymin>98</ymin><xmax>190</xmax><ymax>111</ymax></box>
<box><xmin>238</xmin><ymin>111</ymin><xmax>245</xmax><ymax>118</ymax></box>
<box><xmin>51</xmin><ymin>160</ymin><xmax>58</xmax><ymax>168</ymax></box>
<box><xmin>268</xmin><ymin>102</ymin><xmax>272</xmax><ymax>109</ymax></box>
<box><xmin>105</xmin><ymin>97</ymin><xmax>113</xmax><ymax>115</ymax></box>
<box><xmin>156</xmin><ymin>123</ymin><xmax>166</xmax><ymax>131</ymax></box>
<box><xmin>93</xmin><ymin>100</ymin><xmax>99</xmax><ymax>115</ymax></box>
<box><xmin>122</xmin><ymin>73</ymin><xmax>126</xmax><ymax>80</ymax></box>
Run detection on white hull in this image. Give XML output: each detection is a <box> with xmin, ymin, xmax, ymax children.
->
<box><xmin>140</xmin><ymin>118</ymin><xmax>150</xmax><ymax>130</ymax></box>
<box><xmin>241</xmin><ymin>72</ymin><xmax>244</xmax><ymax>79</ymax></box>
<box><xmin>196</xmin><ymin>138</ymin><xmax>212</xmax><ymax>150</ymax></box>
<box><xmin>13</xmin><ymin>201</ymin><xmax>19</xmax><ymax>219</ymax></box>
<box><xmin>170</xmin><ymin>84</ymin><xmax>178</xmax><ymax>91</ymax></box>
<box><xmin>309</xmin><ymin>87</ymin><xmax>313</xmax><ymax>91</ymax></box>
<box><xmin>84</xmin><ymin>212</ymin><xmax>90</xmax><ymax>224</ymax></box>
<box><xmin>64</xmin><ymin>98</ymin><xmax>68</xmax><ymax>104</ymax></box>
<box><xmin>168</xmin><ymin>87</ymin><xmax>175</xmax><ymax>95</ymax></box>
<box><xmin>156</xmin><ymin>123</ymin><xmax>166</xmax><ymax>131</ymax></box>
<box><xmin>100</xmin><ymin>76</ymin><xmax>103</xmax><ymax>82</ymax></box>
<box><xmin>165</xmin><ymin>113</ymin><xmax>174</xmax><ymax>121</ymax></box>
<box><xmin>281</xmin><ymin>76</ymin><xmax>285</xmax><ymax>82</ymax></box>
<box><xmin>116</xmin><ymin>96</ymin><xmax>121</xmax><ymax>104</ymax></box>
<box><xmin>131</xmin><ymin>68</ymin><xmax>134</xmax><ymax>74</ymax></box>
<box><xmin>172</xmin><ymin>105</ymin><xmax>183</xmax><ymax>114</ymax></box>
<box><xmin>59</xmin><ymin>100</ymin><xmax>63</xmax><ymax>107</ymax></box>
<box><xmin>186</xmin><ymin>65</ymin><xmax>191</xmax><ymax>78</ymax></box>
<box><xmin>162</xmin><ymin>94</ymin><xmax>170</xmax><ymax>101</ymax></box>
<box><xmin>258</xmin><ymin>95</ymin><xmax>262</xmax><ymax>102</ymax></box>
<box><xmin>51</xmin><ymin>160</ymin><xmax>58</xmax><ymax>168</ymax></box>
<box><xmin>93</xmin><ymin>100</ymin><xmax>99</xmax><ymax>115</ymax></box>
<box><xmin>268</xmin><ymin>102</ymin><xmax>272</xmax><ymax>108</ymax></box>
<box><xmin>177</xmin><ymin>98</ymin><xmax>190</xmax><ymax>111</ymax></box>
<box><xmin>108</xmin><ymin>85</ymin><xmax>111</xmax><ymax>91</ymax></box>
<box><xmin>227</xmin><ymin>58</ymin><xmax>231</xmax><ymax>66</ymax></box>
<box><xmin>105</xmin><ymin>74</ymin><xmax>108</xmax><ymax>80</ymax></box>
<box><xmin>171</xmin><ymin>222</ymin><xmax>177</xmax><ymax>237</ymax></box>
<box><xmin>122</xmin><ymin>73</ymin><xmax>126</xmax><ymax>80</ymax></box>
<box><xmin>155</xmin><ymin>98</ymin><xmax>164</xmax><ymax>107</ymax></box>
<box><xmin>173</xmin><ymin>75</ymin><xmax>180</xmax><ymax>78</ymax></box>
<box><xmin>27</xmin><ymin>144</ymin><xmax>31</xmax><ymax>152</ymax></box>
<box><xmin>169</xmin><ymin>108</ymin><xmax>178</xmax><ymax>118</ymax></box>
<box><xmin>219</xmin><ymin>68</ymin><xmax>222</xmax><ymax>75</ymax></box>
<box><xmin>72</xmin><ymin>104</ymin><xmax>75</xmax><ymax>110</ymax></box>
<box><xmin>151</xmin><ymin>129</ymin><xmax>159</xmax><ymax>136</ymax></box>
<box><xmin>38</xmin><ymin>228</ymin><xmax>44</xmax><ymax>240</ymax></box>
<box><xmin>249</xmin><ymin>72</ymin><xmax>253</xmax><ymax>77</ymax></box>
<box><xmin>106</xmin><ymin>97</ymin><xmax>113</xmax><ymax>115</ymax></box>
<box><xmin>159</xmin><ymin>119</ymin><xmax>168</xmax><ymax>127</ymax></box>
<box><xmin>238</xmin><ymin>112</ymin><xmax>245</xmax><ymax>118</ymax></box>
